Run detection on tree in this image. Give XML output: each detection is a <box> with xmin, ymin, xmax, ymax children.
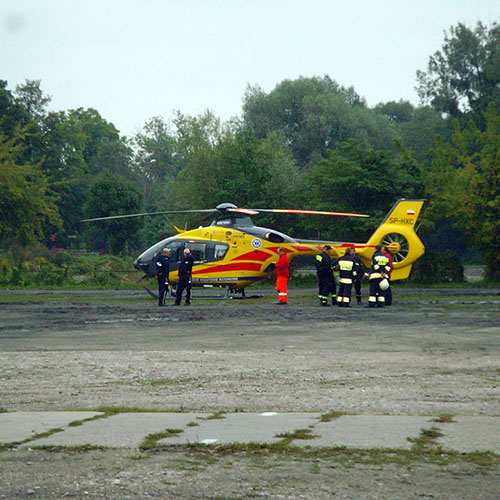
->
<box><xmin>416</xmin><ymin>20</ymin><xmax>500</xmax><ymax>121</ymax></box>
<box><xmin>424</xmin><ymin>105</ymin><xmax>500</xmax><ymax>279</ymax></box>
<box><xmin>0</xmin><ymin>132</ymin><xmax>61</xmax><ymax>245</ymax></box>
<box><xmin>14</xmin><ymin>79</ymin><xmax>51</xmax><ymax>124</ymax></box>
<box><xmin>0</xmin><ymin>80</ymin><xmax>33</xmax><ymax>142</ymax></box>
<box><xmin>242</xmin><ymin>76</ymin><xmax>395</xmax><ymax>167</ymax></box>
<box><xmin>84</xmin><ymin>174</ymin><xmax>143</xmax><ymax>253</ymax></box>
<box><xmin>305</xmin><ymin>140</ymin><xmax>422</xmax><ymax>241</ymax></box>
<box><xmin>132</xmin><ymin>116</ymin><xmax>180</xmax><ymax>210</ymax></box>
<box><xmin>375</xmin><ymin>100</ymin><xmax>452</xmax><ymax>163</ymax></box>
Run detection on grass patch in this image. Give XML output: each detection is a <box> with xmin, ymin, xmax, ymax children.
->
<box><xmin>319</xmin><ymin>411</ymin><xmax>344</xmax><ymax>422</ymax></box>
<box><xmin>275</xmin><ymin>428</ymin><xmax>318</xmax><ymax>445</ymax></box>
<box><xmin>433</xmin><ymin>414</ymin><xmax>456</xmax><ymax>423</ymax></box>
<box><xmin>178</xmin><ymin>442</ymin><xmax>500</xmax><ymax>468</ymax></box>
<box><xmin>139</xmin><ymin>429</ymin><xmax>184</xmax><ymax>451</ymax></box>
<box><xmin>408</xmin><ymin>426</ymin><xmax>444</xmax><ymax>451</ymax></box>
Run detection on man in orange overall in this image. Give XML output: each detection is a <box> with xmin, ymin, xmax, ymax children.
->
<box><xmin>274</xmin><ymin>247</ymin><xmax>289</xmax><ymax>304</ymax></box>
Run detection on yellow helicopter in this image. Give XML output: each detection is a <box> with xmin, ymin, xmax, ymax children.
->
<box><xmin>84</xmin><ymin>198</ymin><xmax>425</xmax><ymax>298</ymax></box>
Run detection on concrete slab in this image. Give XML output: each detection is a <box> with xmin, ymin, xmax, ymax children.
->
<box><xmin>21</xmin><ymin>412</ymin><xmax>203</xmax><ymax>448</ymax></box>
<box><xmin>437</xmin><ymin>417</ymin><xmax>500</xmax><ymax>454</ymax></box>
<box><xmin>158</xmin><ymin>412</ymin><xmax>321</xmax><ymax>445</ymax></box>
<box><xmin>0</xmin><ymin>411</ymin><xmax>101</xmax><ymax>444</ymax></box>
<box><xmin>3</xmin><ymin>412</ymin><xmax>500</xmax><ymax>453</ymax></box>
<box><xmin>294</xmin><ymin>416</ymin><xmax>436</xmax><ymax>450</ymax></box>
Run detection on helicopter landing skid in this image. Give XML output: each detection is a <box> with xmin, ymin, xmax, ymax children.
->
<box><xmin>142</xmin><ymin>285</ymin><xmax>263</xmax><ymax>300</ymax></box>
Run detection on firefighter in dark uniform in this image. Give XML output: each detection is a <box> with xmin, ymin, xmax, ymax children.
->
<box><xmin>174</xmin><ymin>248</ymin><xmax>195</xmax><ymax>306</ymax></box>
<box><xmin>315</xmin><ymin>245</ymin><xmax>336</xmax><ymax>306</ymax></box>
<box><xmin>352</xmin><ymin>250</ymin><xmax>365</xmax><ymax>305</ymax></box>
<box><xmin>368</xmin><ymin>245</ymin><xmax>392</xmax><ymax>308</ymax></box>
<box><xmin>335</xmin><ymin>246</ymin><xmax>358</xmax><ymax>307</ymax></box>
<box><xmin>156</xmin><ymin>248</ymin><xmax>171</xmax><ymax>306</ymax></box>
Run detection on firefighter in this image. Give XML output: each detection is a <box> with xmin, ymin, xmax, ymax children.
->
<box><xmin>156</xmin><ymin>247</ymin><xmax>171</xmax><ymax>306</ymax></box>
<box><xmin>352</xmin><ymin>250</ymin><xmax>365</xmax><ymax>305</ymax></box>
<box><xmin>315</xmin><ymin>245</ymin><xmax>336</xmax><ymax>306</ymax></box>
<box><xmin>368</xmin><ymin>245</ymin><xmax>392</xmax><ymax>308</ymax></box>
<box><xmin>335</xmin><ymin>246</ymin><xmax>358</xmax><ymax>307</ymax></box>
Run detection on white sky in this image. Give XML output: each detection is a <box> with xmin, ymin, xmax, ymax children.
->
<box><xmin>2</xmin><ymin>0</ymin><xmax>499</xmax><ymax>137</ymax></box>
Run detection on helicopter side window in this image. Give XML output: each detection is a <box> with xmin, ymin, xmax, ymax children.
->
<box><xmin>185</xmin><ymin>243</ymin><xmax>207</xmax><ymax>263</ymax></box>
<box><xmin>164</xmin><ymin>241</ymin><xmax>183</xmax><ymax>262</ymax></box>
<box><xmin>213</xmin><ymin>243</ymin><xmax>229</xmax><ymax>261</ymax></box>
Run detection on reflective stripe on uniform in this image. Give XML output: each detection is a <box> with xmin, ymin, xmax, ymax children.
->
<box><xmin>339</xmin><ymin>278</ymin><xmax>352</xmax><ymax>284</ymax></box>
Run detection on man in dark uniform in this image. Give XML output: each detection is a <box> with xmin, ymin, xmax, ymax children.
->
<box><xmin>352</xmin><ymin>249</ymin><xmax>365</xmax><ymax>305</ymax></box>
<box><xmin>156</xmin><ymin>248</ymin><xmax>171</xmax><ymax>306</ymax></box>
<box><xmin>175</xmin><ymin>247</ymin><xmax>195</xmax><ymax>306</ymax></box>
<box><xmin>368</xmin><ymin>245</ymin><xmax>392</xmax><ymax>308</ymax></box>
<box><xmin>315</xmin><ymin>245</ymin><xmax>336</xmax><ymax>306</ymax></box>
<box><xmin>335</xmin><ymin>246</ymin><xmax>358</xmax><ymax>307</ymax></box>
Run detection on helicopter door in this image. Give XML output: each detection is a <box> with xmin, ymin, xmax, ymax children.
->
<box><xmin>185</xmin><ymin>242</ymin><xmax>207</xmax><ymax>264</ymax></box>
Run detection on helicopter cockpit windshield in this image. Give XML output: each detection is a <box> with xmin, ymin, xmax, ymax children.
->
<box><xmin>210</xmin><ymin>215</ymin><xmax>254</xmax><ymax>228</ymax></box>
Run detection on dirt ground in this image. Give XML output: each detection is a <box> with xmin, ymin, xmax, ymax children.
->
<box><xmin>1</xmin><ymin>287</ymin><xmax>499</xmax><ymax>499</ymax></box>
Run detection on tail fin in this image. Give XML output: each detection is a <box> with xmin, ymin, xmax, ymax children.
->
<box><xmin>357</xmin><ymin>199</ymin><xmax>426</xmax><ymax>280</ymax></box>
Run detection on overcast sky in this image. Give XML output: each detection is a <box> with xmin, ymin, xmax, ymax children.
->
<box><xmin>2</xmin><ymin>0</ymin><xmax>499</xmax><ymax>137</ymax></box>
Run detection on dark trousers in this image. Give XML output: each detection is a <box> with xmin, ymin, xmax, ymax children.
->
<box><xmin>354</xmin><ymin>278</ymin><xmax>362</xmax><ymax>303</ymax></box>
<box><xmin>337</xmin><ymin>282</ymin><xmax>353</xmax><ymax>306</ymax></box>
<box><xmin>368</xmin><ymin>278</ymin><xmax>385</xmax><ymax>307</ymax></box>
<box><xmin>384</xmin><ymin>284</ymin><xmax>392</xmax><ymax>306</ymax></box>
<box><xmin>158</xmin><ymin>278</ymin><xmax>168</xmax><ymax>305</ymax></box>
<box><xmin>175</xmin><ymin>275</ymin><xmax>192</xmax><ymax>304</ymax></box>
<box><xmin>318</xmin><ymin>273</ymin><xmax>336</xmax><ymax>304</ymax></box>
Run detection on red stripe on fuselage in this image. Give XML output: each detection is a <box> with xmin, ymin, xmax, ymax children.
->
<box><xmin>192</xmin><ymin>262</ymin><xmax>262</xmax><ymax>275</ymax></box>
<box><xmin>231</xmin><ymin>250</ymin><xmax>272</xmax><ymax>262</ymax></box>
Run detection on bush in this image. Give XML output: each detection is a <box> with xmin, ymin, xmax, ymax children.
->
<box><xmin>409</xmin><ymin>249</ymin><xmax>464</xmax><ymax>284</ymax></box>
<box><xmin>0</xmin><ymin>247</ymin><xmax>138</xmax><ymax>289</ymax></box>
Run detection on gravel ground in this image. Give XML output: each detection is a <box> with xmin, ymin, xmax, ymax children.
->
<box><xmin>0</xmin><ymin>287</ymin><xmax>499</xmax><ymax>499</ymax></box>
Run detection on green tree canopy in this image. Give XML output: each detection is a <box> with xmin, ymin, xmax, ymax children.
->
<box><xmin>375</xmin><ymin>100</ymin><xmax>452</xmax><ymax>163</ymax></box>
<box><xmin>83</xmin><ymin>174</ymin><xmax>143</xmax><ymax>253</ymax></box>
<box><xmin>417</xmin><ymin>20</ymin><xmax>500</xmax><ymax>121</ymax></box>
<box><xmin>424</xmin><ymin>105</ymin><xmax>500</xmax><ymax>279</ymax></box>
<box><xmin>0</xmin><ymin>132</ymin><xmax>61</xmax><ymax>245</ymax></box>
<box><xmin>304</xmin><ymin>140</ymin><xmax>422</xmax><ymax>240</ymax></box>
<box><xmin>242</xmin><ymin>76</ymin><xmax>396</xmax><ymax>167</ymax></box>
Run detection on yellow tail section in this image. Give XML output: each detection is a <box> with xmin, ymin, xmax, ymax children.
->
<box><xmin>357</xmin><ymin>199</ymin><xmax>426</xmax><ymax>280</ymax></box>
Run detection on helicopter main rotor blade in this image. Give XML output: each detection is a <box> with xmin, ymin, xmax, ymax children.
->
<box><xmin>81</xmin><ymin>209</ymin><xmax>214</xmax><ymax>222</ymax></box>
<box><xmin>229</xmin><ymin>208</ymin><xmax>259</xmax><ymax>215</ymax></box>
<box><xmin>251</xmin><ymin>208</ymin><xmax>370</xmax><ymax>218</ymax></box>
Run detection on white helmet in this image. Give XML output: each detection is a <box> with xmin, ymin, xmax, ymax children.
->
<box><xmin>379</xmin><ymin>278</ymin><xmax>390</xmax><ymax>291</ymax></box>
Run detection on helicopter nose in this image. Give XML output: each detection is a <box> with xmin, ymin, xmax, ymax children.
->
<box><xmin>134</xmin><ymin>256</ymin><xmax>156</xmax><ymax>277</ymax></box>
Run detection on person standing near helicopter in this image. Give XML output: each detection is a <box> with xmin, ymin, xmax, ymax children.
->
<box><xmin>367</xmin><ymin>245</ymin><xmax>391</xmax><ymax>308</ymax></box>
<box><xmin>352</xmin><ymin>249</ymin><xmax>365</xmax><ymax>305</ymax></box>
<box><xmin>175</xmin><ymin>248</ymin><xmax>195</xmax><ymax>306</ymax></box>
<box><xmin>274</xmin><ymin>247</ymin><xmax>289</xmax><ymax>304</ymax></box>
<box><xmin>315</xmin><ymin>245</ymin><xmax>336</xmax><ymax>306</ymax></box>
<box><xmin>156</xmin><ymin>247</ymin><xmax>171</xmax><ymax>306</ymax></box>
